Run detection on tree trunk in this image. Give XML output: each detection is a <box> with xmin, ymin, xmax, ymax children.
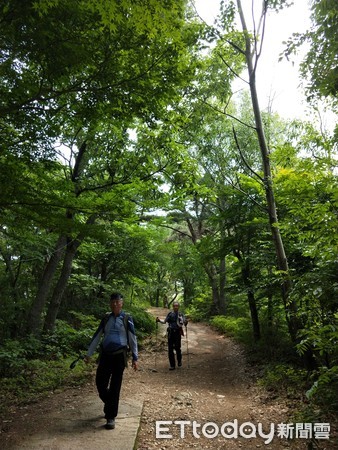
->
<box><xmin>248</xmin><ymin>289</ymin><xmax>260</xmax><ymax>341</ymax></box>
<box><xmin>28</xmin><ymin>141</ymin><xmax>89</xmax><ymax>335</ymax></box>
<box><xmin>205</xmin><ymin>265</ymin><xmax>220</xmax><ymax>314</ymax></box>
<box><xmin>0</xmin><ymin>247</ymin><xmax>21</xmax><ymax>295</ymax></box>
<box><xmin>97</xmin><ymin>260</ymin><xmax>108</xmax><ymax>299</ymax></box>
<box><xmin>236</xmin><ymin>0</ymin><xmax>299</xmax><ymax>342</ymax></box>
<box><xmin>43</xmin><ymin>214</ymin><xmax>96</xmax><ymax>333</ymax></box>
<box><xmin>186</xmin><ymin>217</ymin><xmax>225</xmax><ymax>314</ymax></box>
<box><xmin>219</xmin><ymin>223</ymin><xmax>227</xmax><ymax>314</ymax></box>
<box><xmin>236</xmin><ymin>248</ymin><xmax>260</xmax><ymax>341</ymax></box>
<box><xmin>155</xmin><ymin>287</ymin><xmax>160</xmax><ymax>307</ymax></box>
<box><xmin>43</xmin><ymin>238</ymin><xmax>81</xmax><ymax>333</ymax></box>
<box><xmin>28</xmin><ymin>235</ymin><xmax>67</xmax><ymax>335</ymax></box>
<box><xmin>219</xmin><ymin>256</ymin><xmax>227</xmax><ymax>314</ymax></box>
<box><xmin>182</xmin><ymin>277</ymin><xmax>195</xmax><ymax>306</ymax></box>
<box><xmin>267</xmin><ymin>291</ymin><xmax>273</xmax><ymax>329</ymax></box>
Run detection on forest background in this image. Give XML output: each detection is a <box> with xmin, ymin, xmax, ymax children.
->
<box><xmin>0</xmin><ymin>0</ymin><xmax>337</xmax><ymax>429</ymax></box>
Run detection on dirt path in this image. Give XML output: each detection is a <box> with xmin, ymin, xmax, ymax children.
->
<box><xmin>0</xmin><ymin>307</ymin><xmax>336</xmax><ymax>449</ymax></box>
<box><xmin>136</xmin><ymin>308</ymin><xmax>292</xmax><ymax>449</ymax></box>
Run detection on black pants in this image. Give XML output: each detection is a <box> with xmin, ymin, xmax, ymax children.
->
<box><xmin>168</xmin><ymin>328</ymin><xmax>182</xmax><ymax>368</ymax></box>
<box><xmin>96</xmin><ymin>352</ymin><xmax>125</xmax><ymax>420</ymax></box>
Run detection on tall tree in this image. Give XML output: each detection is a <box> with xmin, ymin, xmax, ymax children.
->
<box><xmin>1</xmin><ymin>0</ymin><xmax>203</xmax><ymax>335</ymax></box>
<box><xmin>234</xmin><ymin>0</ymin><xmax>298</xmax><ymax>337</ymax></box>
<box><xmin>196</xmin><ymin>0</ymin><xmax>306</xmax><ymax>345</ymax></box>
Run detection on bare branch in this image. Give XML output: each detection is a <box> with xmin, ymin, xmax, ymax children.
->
<box><xmin>202</xmin><ymin>98</ymin><xmax>257</xmax><ymax>130</ymax></box>
<box><xmin>232</xmin><ymin>125</ymin><xmax>265</xmax><ymax>183</ymax></box>
<box><xmin>216</xmin><ymin>51</ymin><xmax>248</xmax><ymax>84</ymax></box>
<box><xmin>225</xmin><ymin>175</ymin><xmax>267</xmax><ymax>212</ymax></box>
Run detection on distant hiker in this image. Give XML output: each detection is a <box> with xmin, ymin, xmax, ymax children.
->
<box><xmin>156</xmin><ymin>301</ymin><xmax>188</xmax><ymax>370</ymax></box>
<box><xmin>84</xmin><ymin>292</ymin><xmax>138</xmax><ymax>430</ymax></box>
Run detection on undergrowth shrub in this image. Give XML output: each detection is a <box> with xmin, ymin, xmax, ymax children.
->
<box><xmin>0</xmin><ymin>336</ymin><xmax>43</xmax><ymax>377</ymax></box>
<box><xmin>305</xmin><ymin>366</ymin><xmax>338</xmax><ymax>416</ymax></box>
<box><xmin>259</xmin><ymin>363</ymin><xmax>308</xmax><ymax>398</ymax></box>
<box><xmin>248</xmin><ymin>325</ymin><xmax>298</xmax><ymax>364</ymax></box>
<box><xmin>0</xmin><ymin>307</ymin><xmax>154</xmax><ymax>419</ymax></box>
<box><xmin>206</xmin><ymin>310</ymin><xmax>337</xmax><ymax>427</ymax></box>
<box><xmin>124</xmin><ymin>305</ymin><xmax>155</xmax><ymax>339</ymax></box>
<box><xmin>0</xmin><ymin>357</ymin><xmax>92</xmax><ymax>417</ymax></box>
<box><xmin>186</xmin><ymin>293</ymin><xmax>213</xmax><ymax>321</ymax></box>
<box><xmin>210</xmin><ymin>315</ymin><xmax>251</xmax><ymax>343</ymax></box>
<box><xmin>42</xmin><ymin>320</ymin><xmax>91</xmax><ymax>358</ymax></box>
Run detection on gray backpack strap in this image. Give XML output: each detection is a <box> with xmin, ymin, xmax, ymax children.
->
<box><xmin>103</xmin><ymin>312</ymin><xmax>111</xmax><ymax>330</ymax></box>
<box><xmin>124</xmin><ymin>313</ymin><xmax>130</xmax><ymax>351</ymax></box>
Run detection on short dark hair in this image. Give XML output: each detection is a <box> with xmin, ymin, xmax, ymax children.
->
<box><xmin>110</xmin><ymin>292</ymin><xmax>123</xmax><ymax>301</ymax></box>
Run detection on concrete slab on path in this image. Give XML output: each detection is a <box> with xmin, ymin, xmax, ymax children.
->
<box><xmin>12</xmin><ymin>397</ymin><xmax>143</xmax><ymax>450</ymax></box>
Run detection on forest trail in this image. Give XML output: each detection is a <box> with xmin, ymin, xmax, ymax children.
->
<box><xmin>0</xmin><ymin>307</ymin><xmax>336</xmax><ymax>449</ymax></box>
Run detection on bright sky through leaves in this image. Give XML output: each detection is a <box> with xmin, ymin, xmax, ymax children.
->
<box><xmin>194</xmin><ymin>0</ymin><xmax>312</xmax><ymax>120</ymax></box>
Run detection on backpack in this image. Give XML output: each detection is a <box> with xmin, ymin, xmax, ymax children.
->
<box><xmin>102</xmin><ymin>312</ymin><xmax>130</xmax><ymax>352</ymax></box>
<box><xmin>166</xmin><ymin>311</ymin><xmax>185</xmax><ymax>336</ymax></box>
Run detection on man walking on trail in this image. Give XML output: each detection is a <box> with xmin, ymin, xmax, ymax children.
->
<box><xmin>84</xmin><ymin>292</ymin><xmax>138</xmax><ymax>430</ymax></box>
<box><xmin>156</xmin><ymin>301</ymin><xmax>188</xmax><ymax>370</ymax></box>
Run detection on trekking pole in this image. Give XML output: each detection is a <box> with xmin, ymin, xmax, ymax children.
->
<box><xmin>185</xmin><ymin>325</ymin><xmax>190</xmax><ymax>368</ymax></box>
<box><xmin>155</xmin><ymin>319</ymin><xmax>158</xmax><ymax>370</ymax></box>
<box><xmin>151</xmin><ymin>319</ymin><xmax>158</xmax><ymax>373</ymax></box>
<box><xmin>69</xmin><ymin>354</ymin><xmax>85</xmax><ymax>370</ymax></box>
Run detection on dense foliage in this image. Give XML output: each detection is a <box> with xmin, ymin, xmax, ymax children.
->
<box><xmin>0</xmin><ymin>0</ymin><xmax>337</xmax><ymax>426</ymax></box>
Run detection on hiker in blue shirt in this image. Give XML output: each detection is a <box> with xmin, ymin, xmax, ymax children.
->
<box><xmin>156</xmin><ymin>301</ymin><xmax>188</xmax><ymax>370</ymax></box>
<box><xmin>84</xmin><ymin>292</ymin><xmax>138</xmax><ymax>430</ymax></box>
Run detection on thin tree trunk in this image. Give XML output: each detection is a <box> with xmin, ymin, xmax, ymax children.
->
<box><xmin>219</xmin><ymin>256</ymin><xmax>227</xmax><ymax>314</ymax></box>
<box><xmin>187</xmin><ymin>217</ymin><xmax>224</xmax><ymax>313</ymax></box>
<box><xmin>155</xmin><ymin>287</ymin><xmax>160</xmax><ymax>307</ymax></box>
<box><xmin>267</xmin><ymin>292</ymin><xmax>273</xmax><ymax>328</ymax></box>
<box><xmin>97</xmin><ymin>261</ymin><xmax>108</xmax><ymax>299</ymax></box>
<box><xmin>130</xmin><ymin>284</ymin><xmax>134</xmax><ymax>306</ymax></box>
<box><xmin>236</xmin><ymin>248</ymin><xmax>261</xmax><ymax>341</ymax></box>
<box><xmin>248</xmin><ymin>289</ymin><xmax>260</xmax><ymax>340</ymax></box>
<box><xmin>219</xmin><ymin>224</ymin><xmax>227</xmax><ymax>314</ymax></box>
<box><xmin>236</xmin><ymin>0</ymin><xmax>299</xmax><ymax>342</ymax></box>
<box><xmin>0</xmin><ymin>247</ymin><xmax>21</xmax><ymax>303</ymax></box>
<box><xmin>204</xmin><ymin>265</ymin><xmax>220</xmax><ymax>314</ymax></box>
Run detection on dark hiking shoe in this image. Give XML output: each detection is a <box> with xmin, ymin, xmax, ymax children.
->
<box><xmin>178</xmin><ymin>362</ymin><xmax>182</xmax><ymax>367</ymax></box>
<box><xmin>105</xmin><ymin>419</ymin><xmax>115</xmax><ymax>430</ymax></box>
<box><xmin>169</xmin><ymin>366</ymin><xmax>175</xmax><ymax>370</ymax></box>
